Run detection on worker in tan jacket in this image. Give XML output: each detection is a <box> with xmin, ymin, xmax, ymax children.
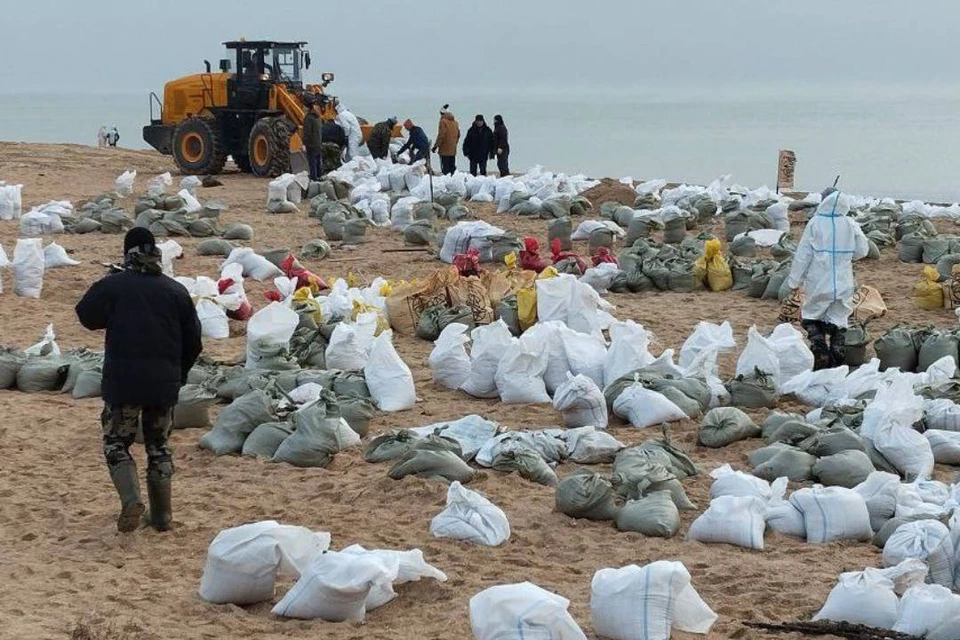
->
<box><xmin>432</xmin><ymin>104</ymin><xmax>460</xmax><ymax>175</ymax></box>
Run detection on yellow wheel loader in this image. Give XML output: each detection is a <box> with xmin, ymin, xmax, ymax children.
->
<box><xmin>143</xmin><ymin>40</ymin><xmax>392</xmax><ymax>177</ymax></box>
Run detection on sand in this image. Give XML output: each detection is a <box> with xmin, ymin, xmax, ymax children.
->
<box><xmin>1</xmin><ymin>142</ymin><xmax>958</xmax><ymax>640</ymax></box>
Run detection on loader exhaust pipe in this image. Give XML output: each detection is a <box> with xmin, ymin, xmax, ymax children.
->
<box><xmin>204</xmin><ymin>60</ymin><xmax>211</xmax><ymax>73</ymax></box>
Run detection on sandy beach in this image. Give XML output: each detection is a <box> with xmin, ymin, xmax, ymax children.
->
<box><xmin>1</xmin><ymin>142</ymin><xmax>957</xmax><ymax>640</ymax></box>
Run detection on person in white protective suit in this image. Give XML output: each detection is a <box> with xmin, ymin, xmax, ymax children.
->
<box><xmin>785</xmin><ymin>189</ymin><xmax>870</xmax><ymax>369</ymax></box>
<box><xmin>335</xmin><ymin>101</ymin><xmax>363</xmax><ymax>161</ymax></box>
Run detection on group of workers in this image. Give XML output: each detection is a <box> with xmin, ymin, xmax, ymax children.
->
<box><xmin>97</xmin><ymin>125</ymin><xmax>120</xmax><ymax>148</ymax></box>
<box><xmin>300</xmin><ymin>97</ymin><xmax>510</xmax><ymax>181</ymax></box>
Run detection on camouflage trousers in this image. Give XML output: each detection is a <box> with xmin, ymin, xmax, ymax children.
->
<box><xmin>101</xmin><ymin>405</ymin><xmax>175</xmax><ymax>479</ymax></box>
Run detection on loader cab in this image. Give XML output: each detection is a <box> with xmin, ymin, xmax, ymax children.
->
<box><xmin>225</xmin><ymin>41</ymin><xmax>307</xmax><ymax>87</ymax></box>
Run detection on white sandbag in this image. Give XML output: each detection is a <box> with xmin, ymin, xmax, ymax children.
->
<box><xmin>604</xmin><ymin>319</ymin><xmax>653</xmax><ymax>386</ymax></box>
<box><xmin>390</xmin><ymin>195</ymin><xmax>420</xmax><ymax>230</ymax></box>
<box><xmin>428</xmin><ymin>322</ymin><xmax>471</xmax><ymax>390</ymax></box>
<box><xmin>563</xmin><ymin>426</ymin><xmax>625</xmax><ymax>463</ymax></box>
<box><xmin>179</xmin><ymin>175</ymin><xmax>201</xmax><ymax>195</ymax></box>
<box><xmin>883</xmin><ymin>520</ymin><xmax>955</xmax><ymax>588</ymax></box>
<box><xmin>12</xmin><ymin>238</ymin><xmax>44</xmax><ymax>298</ymax></box>
<box><xmin>554</xmin><ymin>373</ymin><xmax>608</xmax><ymax>428</ymax></box>
<box><xmin>325</xmin><ymin>313</ymin><xmax>378</xmax><ymax>371</ymax></box>
<box><xmin>780</xmin><ymin>366</ymin><xmax>850</xmax><ymax>407</ymax></box>
<box><xmin>872</xmin><ymin>421</ymin><xmax>934</xmax><ymax>482</ymax></box>
<box><xmin>814</xmin><ymin>561</ymin><xmax>929</xmax><ymax>629</ymax></box>
<box><xmin>114</xmin><ymin>170</ymin><xmax>136</xmax><ymax>197</ymax></box>
<box><xmin>471</xmin><ymin>582</ymin><xmax>587</xmax><ymax>640</ymax></box>
<box><xmin>854</xmin><ymin>471</ymin><xmax>901</xmax><ymax>531</ymax></box>
<box><xmin>895</xmin><ymin>482</ymin><xmax>951</xmax><ymax>519</ymax></box>
<box><xmin>679</xmin><ymin>321</ymin><xmax>736</xmax><ymax>369</ymax></box>
<box><xmin>460</xmin><ymin>320</ymin><xmax>514</xmax><ymax>399</ymax></box>
<box><xmin>571</xmin><ymin>219</ymin><xmax>623</xmax><ymax>241</ymax></box>
<box><xmin>244</xmin><ymin>302</ymin><xmax>299</xmax><ymax>370</ymax></box>
<box><xmin>536</xmin><ymin>274</ymin><xmax>604</xmax><ymax>338</ymax></box>
<box><xmin>765</xmin><ymin>477</ymin><xmax>807</xmax><ymax>538</ymax></box>
<box><xmin>177</xmin><ymin>188</ymin><xmax>202</xmax><ymax>214</ymax></box>
<box><xmin>736</xmin><ymin>326</ymin><xmax>781</xmax><ymax>383</ymax></box>
<box><xmin>860</xmin><ymin>376</ymin><xmax>924</xmax><ymax>442</ymax></box>
<box><xmin>559</xmin><ymin>325</ymin><xmax>607</xmax><ymax>389</ymax></box>
<box><xmin>767</xmin><ymin>202</ymin><xmax>790</xmax><ymax>231</ymax></box>
<box><xmin>767</xmin><ymin>323</ymin><xmax>814</xmax><ymax>389</ymax></box>
<box><xmin>580</xmin><ymin>262</ymin><xmax>620</xmax><ymax>293</ymax></box>
<box><xmin>709</xmin><ymin>464</ymin><xmax>772</xmax><ymax>501</ymax></box>
<box><xmin>364</xmin><ymin>330</ymin><xmax>416</xmax><ymax>411</ymax></box>
<box><xmin>0</xmin><ymin>183</ymin><xmax>23</xmax><ymax>220</ymax></box>
<box><xmin>340</xmin><ymin>544</ymin><xmax>447</xmax><ymax>610</ymax></box>
<box><xmin>590</xmin><ymin>561</ymin><xmax>718</xmax><ymax>640</ymax></box>
<box><xmin>24</xmin><ymin>323</ymin><xmax>60</xmax><ymax>357</ymax></box>
<box><xmin>790</xmin><ymin>486</ymin><xmax>873</xmax><ymax>543</ymax></box>
<box><xmin>438</xmin><ymin>220</ymin><xmax>505</xmax><ymax>263</ymax></box>
<box><xmin>19</xmin><ymin>203</ymin><xmax>66</xmax><ymax>237</ymax></box>
<box><xmin>924</xmin><ymin>398</ymin><xmax>960</xmax><ymax>432</ymax></box>
<box><xmin>409</xmin><ymin>414</ymin><xmax>500</xmax><ymax>461</ymax></box>
<box><xmin>271</xmin><ymin>550</ymin><xmax>399</xmax><ymax>621</ymax></box>
<box><xmin>157</xmin><ymin>239</ymin><xmax>182</xmax><ymax>277</ymax></box>
<box><xmin>146</xmin><ymin>172</ymin><xmax>172</xmax><ymax>196</ymax></box>
<box><xmin>522</xmin><ymin>321</ymin><xmax>571</xmax><ymax>395</ymax></box>
<box><xmin>198</xmin><ymin>520</ymin><xmax>331</xmax><ymax>605</ymax></box>
<box><xmin>924</xmin><ymin>429</ymin><xmax>960</xmax><ymax>464</ymax></box>
<box><xmin>613</xmin><ymin>384</ymin><xmax>687</xmax><ymax>429</ymax></box>
<box><xmin>686</xmin><ymin>495</ymin><xmax>767</xmax><ymax>550</ymax></box>
<box><xmin>266</xmin><ymin>174</ymin><xmax>300</xmax><ymax>213</ymax></box>
<box><xmin>429</xmin><ymin>481</ymin><xmax>511</xmax><ymax>547</ymax></box>
<box><xmin>893</xmin><ymin>584</ymin><xmax>960</xmax><ymax>640</ymax></box>
<box><xmin>222</xmin><ymin>247</ymin><xmax>283</xmax><ymax>282</ymax></box>
<box><xmin>42</xmin><ymin>242</ymin><xmax>79</xmax><ymax>268</ymax></box>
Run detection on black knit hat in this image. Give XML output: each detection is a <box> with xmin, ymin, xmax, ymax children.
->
<box><xmin>124</xmin><ymin>227</ymin><xmax>157</xmax><ymax>254</ymax></box>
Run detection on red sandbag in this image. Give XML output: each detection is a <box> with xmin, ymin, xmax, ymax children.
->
<box><xmin>453</xmin><ymin>247</ymin><xmax>482</xmax><ymax>277</ymax></box>
<box><xmin>519</xmin><ymin>237</ymin><xmax>549</xmax><ymax>272</ymax></box>
<box><xmin>592</xmin><ymin>246</ymin><xmax>618</xmax><ymax>266</ymax></box>
<box><xmin>550</xmin><ymin>238</ymin><xmax>587</xmax><ymax>274</ymax></box>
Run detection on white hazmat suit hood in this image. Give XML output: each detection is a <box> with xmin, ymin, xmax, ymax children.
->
<box><xmin>785</xmin><ymin>191</ymin><xmax>869</xmax><ymax>328</ymax></box>
<box><xmin>335</xmin><ymin>104</ymin><xmax>363</xmax><ymax>161</ymax></box>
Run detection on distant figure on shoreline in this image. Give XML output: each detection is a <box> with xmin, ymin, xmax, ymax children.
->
<box><xmin>433</xmin><ymin>104</ymin><xmax>460</xmax><ymax>175</ymax></box>
<box><xmin>493</xmin><ymin>114</ymin><xmax>509</xmax><ymax>176</ymax></box>
<box><xmin>463</xmin><ymin>114</ymin><xmax>494</xmax><ymax>176</ymax></box>
<box><xmin>398</xmin><ymin>119</ymin><xmax>430</xmax><ymax>165</ymax></box>
<box><xmin>97</xmin><ymin>125</ymin><xmax>107</xmax><ymax>148</ymax></box>
<box><xmin>106</xmin><ymin>126</ymin><xmax>120</xmax><ymax>148</ymax></box>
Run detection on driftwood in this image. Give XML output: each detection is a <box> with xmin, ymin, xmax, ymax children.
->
<box><xmin>743</xmin><ymin>620</ymin><xmax>923</xmax><ymax>640</ymax></box>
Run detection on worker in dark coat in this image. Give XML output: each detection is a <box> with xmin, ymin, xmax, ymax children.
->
<box><xmin>76</xmin><ymin>228</ymin><xmax>203</xmax><ymax>533</ymax></box>
<box><xmin>367</xmin><ymin>118</ymin><xmax>397</xmax><ymax>160</ymax></box>
<box><xmin>493</xmin><ymin>114</ymin><xmax>510</xmax><ymax>176</ymax></box>
<box><xmin>302</xmin><ymin>99</ymin><xmax>324</xmax><ymax>180</ymax></box>
<box><xmin>462</xmin><ymin>114</ymin><xmax>495</xmax><ymax>176</ymax></box>
<box><xmin>397</xmin><ymin>119</ymin><xmax>430</xmax><ymax>165</ymax></box>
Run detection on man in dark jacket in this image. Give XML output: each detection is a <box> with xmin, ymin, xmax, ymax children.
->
<box><xmin>367</xmin><ymin>117</ymin><xmax>397</xmax><ymax>160</ymax></box>
<box><xmin>493</xmin><ymin>114</ymin><xmax>510</xmax><ymax>176</ymax></box>
<box><xmin>302</xmin><ymin>99</ymin><xmax>324</xmax><ymax>180</ymax></box>
<box><xmin>397</xmin><ymin>119</ymin><xmax>430</xmax><ymax>165</ymax></box>
<box><xmin>76</xmin><ymin>228</ymin><xmax>203</xmax><ymax>533</ymax></box>
<box><xmin>462</xmin><ymin>114</ymin><xmax>495</xmax><ymax>176</ymax></box>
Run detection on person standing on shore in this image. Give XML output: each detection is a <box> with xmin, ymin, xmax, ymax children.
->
<box><xmin>397</xmin><ymin>119</ymin><xmax>430</xmax><ymax>165</ymax></box>
<box><xmin>335</xmin><ymin>101</ymin><xmax>363</xmax><ymax>161</ymax></box>
<box><xmin>367</xmin><ymin>118</ymin><xmax>396</xmax><ymax>160</ymax></box>
<box><xmin>785</xmin><ymin>189</ymin><xmax>869</xmax><ymax>369</ymax></box>
<box><xmin>493</xmin><ymin>114</ymin><xmax>510</xmax><ymax>176</ymax></box>
<box><xmin>106</xmin><ymin>126</ymin><xmax>120</xmax><ymax>147</ymax></box>
<box><xmin>97</xmin><ymin>125</ymin><xmax>107</xmax><ymax>148</ymax></box>
<box><xmin>76</xmin><ymin>228</ymin><xmax>203</xmax><ymax>533</ymax></box>
<box><xmin>302</xmin><ymin>98</ymin><xmax>324</xmax><ymax>180</ymax></box>
<box><xmin>462</xmin><ymin>114</ymin><xmax>494</xmax><ymax>176</ymax></box>
<box><xmin>433</xmin><ymin>105</ymin><xmax>460</xmax><ymax>175</ymax></box>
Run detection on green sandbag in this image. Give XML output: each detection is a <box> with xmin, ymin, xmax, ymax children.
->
<box><xmin>922</xmin><ymin>236</ymin><xmax>952</xmax><ymax>264</ymax></box>
<box><xmin>662</xmin><ymin>218</ymin><xmax>687</xmax><ymax>245</ymax></box>
<box><xmin>611</xmin><ymin>461</ymin><xmax>696</xmax><ymax>510</ymax></box>
<box><xmin>747</xmin><ymin>271</ymin><xmax>770</xmax><ymax>298</ymax></box>
<box><xmin>134</xmin><ymin>209</ymin><xmax>164</xmax><ymax>228</ymax></box>
<box><xmin>599</xmin><ymin>201</ymin><xmax>620</xmax><ymax>219</ymax></box>
<box><xmin>0</xmin><ymin>348</ymin><xmax>26</xmax><ymax>389</ymax></box>
<box><xmin>446</xmin><ymin>203</ymin><xmax>472</xmax><ymax>222</ymax></box>
<box><xmin>873</xmin><ymin>514</ymin><xmax>945</xmax><ymax>548</ymax></box>
<box><xmin>188</xmin><ymin>219</ymin><xmax>219</xmax><ymax>238</ymax></box>
<box><xmin>413</xmin><ymin>201</ymin><xmax>445</xmax><ymax>222</ymax></box>
<box><xmin>729</xmin><ymin>235</ymin><xmax>757</xmax><ymax>257</ymax></box>
<box><xmin>71</xmin><ymin>218</ymin><xmax>102</xmax><ymax>234</ymax></box>
<box><xmin>724</xmin><ymin>211</ymin><xmax>751</xmax><ymax>241</ymax></box>
<box><xmin>875</xmin><ymin>326</ymin><xmax>921</xmax><ymax>372</ymax></box>
<box><xmin>364</xmin><ymin>430</ymin><xmax>421</xmax><ymax>463</ymax></box>
<box><xmin>666</xmin><ymin>264</ymin><xmax>697</xmax><ymax>293</ymax></box>
<box><xmin>388</xmin><ymin>448</ymin><xmax>475</xmax><ymax>483</ymax></box>
<box><xmin>72</xmin><ymin>369</ymin><xmax>102</xmax><ymax>399</ymax></box>
<box><xmin>698</xmin><ymin>407</ymin><xmax>760</xmax><ymax>448</ymax></box>
<box><xmin>198</xmin><ymin>389</ymin><xmax>274</xmax><ymax>455</ymax></box>
<box><xmin>491</xmin><ymin>447</ymin><xmax>558</xmax><ymax>486</ymax></box>
<box><xmin>197</xmin><ymin>238</ymin><xmax>235</xmax><ymax>257</ymax></box>
<box><xmin>651</xmin><ymin>378</ymin><xmax>711</xmax><ymax>414</ymax></box>
<box><xmin>730</xmin><ymin>259</ymin><xmax>754</xmax><ymax>291</ymax></box>
<box><xmin>615</xmin><ymin>491</ymin><xmax>681</xmax><ymax>537</ymax></box>
<box><xmin>612</xmin><ymin>206</ymin><xmax>637</xmax><ymax>229</ymax></box>
<box><xmin>813</xmin><ymin>450</ymin><xmax>875</xmax><ymax>488</ymax></box>
<box><xmin>936</xmin><ymin>253</ymin><xmax>960</xmax><ymax>281</ymax></box>
<box><xmin>547</xmin><ymin>217</ymin><xmax>573</xmax><ymax>251</ymax></box>
<box><xmin>625</xmin><ymin>216</ymin><xmax>662</xmax><ymax>246</ymax></box>
<box><xmin>497</xmin><ymin>295</ymin><xmax>522</xmax><ymax>337</ymax></box>
<box><xmin>918</xmin><ymin>331</ymin><xmax>959</xmax><ymax>372</ymax></box>
<box><xmin>223</xmin><ymin>223</ymin><xmax>254</xmax><ymax>241</ymax></box>
<box><xmin>747</xmin><ymin>442</ymin><xmax>796</xmax><ymax>467</ymax></box>
<box><xmin>173</xmin><ymin>384</ymin><xmax>219</xmax><ymax>429</ymax></box>
<box><xmin>322</xmin><ymin>210</ymin><xmax>346</xmax><ymax>241</ymax></box>
<box><xmin>241</xmin><ymin>422</ymin><xmax>294</xmax><ymax>458</ymax></box>
<box><xmin>845</xmin><ymin>323</ymin><xmax>871</xmax><ymax>367</ymax></box>
<box><xmin>801</xmin><ymin>426</ymin><xmax>865</xmax><ymax>457</ymax></box>
<box><xmin>588</xmin><ymin>228</ymin><xmax>616</xmax><ymax>252</ymax></box>
<box><xmin>403</xmin><ymin>220</ymin><xmax>436</xmax><ymax>246</ymax></box>
<box><xmin>863</xmin><ymin>439</ymin><xmax>901</xmax><ymax>475</ymax></box>
<box><xmin>761</xmin><ymin>411</ymin><xmax>804</xmax><ymax>440</ymax></box>
<box><xmin>17</xmin><ymin>357</ymin><xmax>70</xmax><ymax>393</ymax></box>
<box><xmin>100</xmin><ymin>209</ymin><xmax>134</xmax><ymax>233</ymax></box>
<box><xmin>338</xmin><ymin>393</ymin><xmax>377</xmax><ymax>438</ymax></box>
<box><xmin>638</xmin><ymin>438</ymin><xmax>699</xmax><ymax>479</ymax></box>
<box><xmin>416</xmin><ymin>304</ymin><xmax>476</xmax><ymax>341</ymax></box>
<box><xmin>897</xmin><ymin>233</ymin><xmax>925</xmax><ymax>263</ymax></box>
<box><xmin>301</xmin><ymin>239</ymin><xmax>331</xmax><ymax>260</ymax></box>
<box><xmin>331</xmin><ymin>371</ymin><xmax>369</xmax><ymax>398</ymax></box>
<box><xmin>626</xmin><ymin>268</ymin><xmax>655</xmax><ymax>293</ymax></box>
<box><xmin>762</xmin><ymin>268</ymin><xmax>788</xmax><ymax>300</ymax></box>
<box><xmin>726</xmin><ymin>370</ymin><xmax>778</xmax><ymax>409</ymax></box>
<box><xmin>766</xmin><ymin>419</ymin><xmax>821</xmax><ymax>446</ymax></box>
<box><xmin>342</xmin><ymin>218</ymin><xmax>368</xmax><ymax>245</ymax></box>
<box><xmin>555</xmin><ymin>469</ymin><xmax>620</xmax><ymax>521</ymax></box>
<box><xmin>752</xmin><ymin>447</ymin><xmax>816</xmax><ymax>482</ymax></box>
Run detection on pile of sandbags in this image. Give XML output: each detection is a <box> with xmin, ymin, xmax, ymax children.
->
<box><xmin>0</xmin><ymin>325</ymin><xmax>104</xmax><ymax>399</ymax></box>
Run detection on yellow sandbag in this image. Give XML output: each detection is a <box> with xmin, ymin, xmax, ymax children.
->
<box><xmin>351</xmin><ymin>299</ymin><xmax>390</xmax><ymax>335</ymax></box>
<box><xmin>537</xmin><ymin>266</ymin><xmax>559</xmax><ymax>280</ymax></box>
<box><xmin>503</xmin><ymin>252</ymin><xmax>517</xmax><ymax>269</ymax></box>
<box><xmin>516</xmin><ymin>287</ymin><xmax>537</xmax><ymax>331</ymax></box>
<box><xmin>693</xmin><ymin>238</ymin><xmax>732</xmax><ymax>291</ymax></box>
<box><xmin>292</xmin><ymin>287</ymin><xmax>323</xmax><ymax>325</ymax></box>
<box><xmin>915</xmin><ymin>266</ymin><xmax>944</xmax><ymax>310</ymax></box>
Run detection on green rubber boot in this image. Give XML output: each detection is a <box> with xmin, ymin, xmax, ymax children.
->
<box><xmin>145</xmin><ymin>469</ymin><xmax>172</xmax><ymax>532</ymax></box>
<box><xmin>109</xmin><ymin>461</ymin><xmax>145</xmax><ymax>533</ymax></box>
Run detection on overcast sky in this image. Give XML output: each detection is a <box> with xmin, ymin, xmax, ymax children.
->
<box><xmin>2</xmin><ymin>0</ymin><xmax>958</xmax><ymax>94</ymax></box>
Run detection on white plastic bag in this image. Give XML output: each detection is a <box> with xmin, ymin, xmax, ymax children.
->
<box><xmin>198</xmin><ymin>520</ymin><xmax>331</xmax><ymax>605</ymax></box>
<box><xmin>790</xmin><ymin>486</ymin><xmax>873</xmax><ymax>543</ymax></box>
<box><xmin>244</xmin><ymin>302</ymin><xmax>299</xmax><ymax>370</ymax></box>
<box><xmin>765</xmin><ymin>477</ymin><xmax>806</xmax><ymax>538</ymax></box>
<box><xmin>883</xmin><ymin>520</ymin><xmax>954</xmax><ymax>588</ymax></box>
<box><xmin>736</xmin><ymin>325</ymin><xmax>781</xmax><ymax>382</ymax></box>
<box><xmin>24</xmin><ymin>324</ymin><xmax>60</xmax><ymax>357</ymax></box>
<box><xmin>460</xmin><ymin>320</ymin><xmax>514</xmax><ymax>399</ymax></box>
<box><xmin>157</xmin><ymin>239</ymin><xmax>182</xmax><ymax>277</ymax></box>
<box><xmin>222</xmin><ymin>247</ymin><xmax>282</xmax><ymax>282</ymax></box>
<box><xmin>536</xmin><ymin>274</ymin><xmax>604</xmax><ymax>338</ymax></box>
<box><xmin>604</xmin><ymin>319</ymin><xmax>653</xmax><ymax>386</ymax></box>
<box><xmin>893</xmin><ymin>584</ymin><xmax>960</xmax><ymax>640</ymax></box>
<box><xmin>590</xmin><ymin>561</ymin><xmax>717</xmax><ymax>640</ymax></box>
<box><xmin>429</xmin><ymin>481</ymin><xmax>511</xmax><ymax>547</ymax></box>
<box><xmin>12</xmin><ymin>238</ymin><xmax>44</xmax><ymax>298</ymax></box>
<box><xmin>613</xmin><ymin>384</ymin><xmax>687</xmax><ymax>429</ymax></box>
<box><xmin>325</xmin><ymin>313</ymin><xmax>378</xmax><ymax>371</ymax></box>
<box><xmin>114</xmin><ymin>170</ymin><xmax>136</xmax><ymax>197</ymax></box>
<box><xmin>177</xmin><ymin>188</ymin><xmax>202</xmax><ymax>214</ymax></box>
<box><xmin>266</xmin><ymin>174</ymin><xmax>300</xmax><ymax>213</ymax></box>
<box><xmin>780</xmin><ymin>366</ymin><xmax>850</xmax><ymax>407</ymax></box>
<box><xmin>687</xmin><ymin>495</ymin><xmax>767</xmax><ymax>550</ymax></box>
<box><xmin>179</xmin><ymin>175</ymin><xmax>201</xmax><ymax>195</ymax></box>
<box><xmin>553</xmin><ymin>373</ymin><xmax>608</xmax><ymax>428</ymax></box>
<box><xmin>679</xmin><ymin>321</ymin><xmax>736</xmax><ymax>369</ymax></box>
<box><xmin>340</xmin><ymin>544</ymin><xmax>447</xmax><ymax>611</ymax></box>
<box><xmin>271</xmin><ymin>550</ymin><xmax>399</xmax><ymax>621</ymax></box>
<box><xmin>854</xmin><ymin>471</ymin><xmax>901</xmax><ymax>531</ymax></box>
<box><xmin>42</xmin><ymin>242</ymin><xmax>79</xmax><ymax>268</ymax></box>
<box><xmin>924</xmin><ymin>429</ymin><xmax>960</xmax><ymax>464</ymax></box>
<box><xmin>767</xmin><ymin>323</ymin><xmax>814</xmax><ymax>389</ymax></box>
<box><xmin>0</xmin><ymin>183</ymin><xmax>23</xmax><ymax>220</ymax></box>
<box><xmin>147</xmin><ymin>172</ymin><xmax>172</xmax><ymax>196</ymax></box>
<box><xmin>709</xmin><ymin>464</ymin><xmax>772</xmax><ymax>501</ymax></box>
<box><xmin>471</xmin><ymin>582</ymin><xmax>587</xmax><ymax>640</ymax></box>
<box><xmin>428</xmin><ymin>323</ymin><xmax>471</xmax><ymax>390</ymax></box>
<box><xmin>364</xmin><ymin>330</ymin><xmax>416</xmax><ymax>411</ymax></box>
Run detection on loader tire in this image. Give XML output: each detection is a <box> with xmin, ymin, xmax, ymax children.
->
<box><xmin>248</xmin><ymin>117</ymin><xmax>291</xmax><ymax>178</ymax></box>
<box><xmin>172</xmin><ymin>116</ymin><xmax>226</xmax><ymax>176</ymax></box>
